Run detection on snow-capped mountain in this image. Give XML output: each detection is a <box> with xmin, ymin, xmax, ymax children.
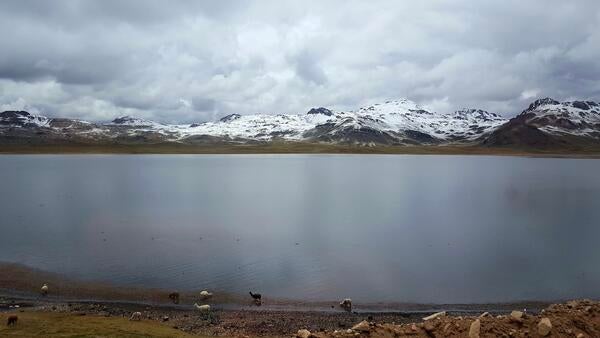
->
<box><xmin>0</xmin><ymin>111</ymin><xmax>51</xmax><ymax>128</ymax></box>
<box><xmin>483</xmin><ymin>98</ymin><xmax>600</xmax><ymax>148</ymax></box>
<box><xmin>177</xmin><ymin>99</ymin><xmax>507</xmax><ymax>144</ymax></box>
<box><xmin>519</xmin><ymin>98</ymin><xmax>600</xmax><ymax>137</ymax></box>
<box><xmin>2</xmin><ymin>98</ymin><xmax>600</xmax><ymax>148</ymax></box>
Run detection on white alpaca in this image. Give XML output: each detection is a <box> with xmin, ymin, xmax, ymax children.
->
<box><xmin>41</xmin><ymin>284</ymin><xmax>49</xmax><ymax>296</ymax></box>
<box><xmin>194</xmin><ymin>303</ymin><xmax>211</xmax><ymax>312</ymax></box>
<box><xmin>129</xmin><ymin>312</ymin><xmax>142</xmax><ymax>321</ymax></box>
<box><xmin>199</xmin><ymin>290</ymin><xmax>213</xmax><ymax>300</ymax></box>
<box><xmin>339</xmin><ymin>298</ymin><xmax>352</xmax><ymax>312</ymax></box>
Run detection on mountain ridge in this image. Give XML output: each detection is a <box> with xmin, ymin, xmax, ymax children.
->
<box><xmin>2</xmin><ymin>98</ymin><xmax>600</xmax><ymax>150</ymax></box>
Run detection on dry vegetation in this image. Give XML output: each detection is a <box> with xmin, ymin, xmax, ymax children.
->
<box><xmin>2</xmin><ymin>141</ymin><xmax>600</xmax><ymax>157</ymax></box>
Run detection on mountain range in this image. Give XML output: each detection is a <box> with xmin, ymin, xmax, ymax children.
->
<box><xmin>1</xmin><ymin>98</ymin><xmax>600</xmax><ymax>150</ymax></box>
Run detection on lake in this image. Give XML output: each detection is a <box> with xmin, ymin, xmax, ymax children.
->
<box><xmin>0</xmin><ymin>154</ymin><xmax>599</xmax><ymax>304</ymax></box>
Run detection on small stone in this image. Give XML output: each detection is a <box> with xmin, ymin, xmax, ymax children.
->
<box><xmin>346</xmin><ymin>329</ymin><xmax>353</xmax><ymax>334</ymax></box>
<box><xmin>410</xmin><ymin>323</ymin><xmax>418</xmax><ymax>331</ymax></box>
<box><xmin>423</xmin><ymin>321</ymin><xmax>436</xmax><ymax>333</ymax></box>
<box><xmin>469</xmin><ymin>319</ymin><xmax>481</xmax><ymax>338</ymax></box>
<box><xmin>537</xmin><ymin>317</ymin><xmax>552</xmax><ymax>336</ymax></box>
<box><xmin>479</xmin><ymin>312</ymin><xmax>490</xmax><ymax>318</ymax></box>
<box><xmin>423</xmin><ymin>311</ymin><xmax>446</xmax><ymax>321</ymax></box>
<box><xmin>577</xmin><ymin>333</ymin><xmax>585</xmax><ymax>338</ymax></box>
<box><xmin>296</xmin><ymin>329</ymin><xmax>311</xmax><ymax>338</ymax></box>
<box><xmin>510</xmin><ymin>311</ymin><xmax>524</xmax><ymax>323</ymax></box>
<box><xmin>352</xmin><ymin>321</ymin><xmax>370</xmax><ymax>332</ymax></box>
<box><xmin>162</xmin><ymin>316</ymin><xmax>169</xmax><ymax>322</ymax></box>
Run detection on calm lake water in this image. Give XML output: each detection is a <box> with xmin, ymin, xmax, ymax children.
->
<box><xmin>1</xmin><ymin>154</ymin><xmax>599</xmax><ymax>304</ymax></box>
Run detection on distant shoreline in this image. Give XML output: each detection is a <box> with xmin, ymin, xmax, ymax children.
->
<box><xmin>2</xmin><ymin>142</ymin><xmax>600</xmax><ymax>158</ymax></box>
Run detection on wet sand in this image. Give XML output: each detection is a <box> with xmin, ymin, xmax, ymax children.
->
<box><xmin>1</xmin><ymin>262</ymin><xmax>574</xmax><ymax>337</ymax></box>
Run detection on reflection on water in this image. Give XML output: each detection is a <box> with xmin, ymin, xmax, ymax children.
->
<box><xmin>0</xmin><ymin>154</ymin><xmax>599</xmax><ymax>303</ymax></box>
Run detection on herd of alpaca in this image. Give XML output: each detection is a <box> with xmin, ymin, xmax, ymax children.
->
<box><xmin>5</xmin><ymin>283</ymin><xmax>353</xmax><ymax>327</ymax></box>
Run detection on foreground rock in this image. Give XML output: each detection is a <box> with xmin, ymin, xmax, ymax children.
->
<box><xmin>316</xmin><ymin>300</ymin><xmax>599</xmax><ymax>338</ymax></box>
<box><xmin>422</xmin><ymin>311</ymin><xmax>446</xmax><ymax>321</ymax></box>
<box><xmin>468</xmin><ymin>318</ymin><xmax>480</xmax><ymax>338</ymax></box>
<box><xmin>538</xmin><ymin>317</ymin><xmax>552</xmax><ymax>336</ymax></box>
<box><xmin>510</xmin><ymin>310</ymin><xmax>524</xmax><ymax>323</ymax></box>
<box><xmin>297</xmin><ymin>329</ymin><xmax>311</xmax><ymax>338</ymax></box>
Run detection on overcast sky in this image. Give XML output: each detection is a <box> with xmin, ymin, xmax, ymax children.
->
<box><xmin>0</xmin><ymin>0</ymin><xmax>599</xmax><ymax>122</ymax></box>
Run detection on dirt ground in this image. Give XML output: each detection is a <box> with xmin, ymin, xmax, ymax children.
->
<box><xmin>313</xmin><ymin>299</ymin><xmax>600</xmax><ymax>338</ymax></box>
<box><xmin>1</xmin><ymin>298</ymin><xmax>598</xmax><ymax>337</ymax></box>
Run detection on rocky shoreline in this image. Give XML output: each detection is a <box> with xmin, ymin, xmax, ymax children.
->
<box><xmin>306</xmin><ymin>299</ymin><xmax>599</xmax><ymax>337</ymax></box>
<box><xmin>2</xmin><ymin>296</ymin><xmax>598</xmax><ymax>337</ymax></box>
<box><xmin>1</xmin><ymin>296</ymin><xmax>425</xmax><ymax>336</ymax></box>
<box><xmin>1</xmin><ymin>264</ymin><xmax>599</xmax><ymax>336</ymax></box>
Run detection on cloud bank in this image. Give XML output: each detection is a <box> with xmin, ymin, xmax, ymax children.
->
<box><xmin>0</xmin><ymin>0</ymin><xmax>599</xmax><ymax>122</ymax></box>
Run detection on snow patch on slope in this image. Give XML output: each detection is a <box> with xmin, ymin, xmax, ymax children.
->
<box><xmin>522</xmin><ymin>99</ymin><xmax>600</xmax><ymax>137</ymax></box>
<box><xmin>0</xmin><ymin>111</ymin><xmax>51</xmax><ymax>128</ymax></box>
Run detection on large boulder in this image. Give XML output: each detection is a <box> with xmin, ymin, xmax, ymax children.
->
<box><xmin>538</xmin><ymin>317</ymin><xmax>552</xmax><ymax>336</ymax></box>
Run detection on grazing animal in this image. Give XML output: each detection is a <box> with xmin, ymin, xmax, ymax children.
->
<box><xmin>7</xmin><ymin>315</ymin><xmax>18</xmax><ymax>326</ymax></box>
<box><xmin>129</xmin><ymin>312</ymin><xmax>142</xmax><ymax>321</ymax></box>
<box><xmin>339</xmin><ymin>298</ymin><xmax>352</xmax><ymax>312</ymax></box>
<box><xmin>41</xmin><ymin>284</ymin><xmax>49</xmax><ymax>296</ymax></box>
<box><xmin>249</xmin><ymin>291</ymin><xmax>262</xmax><ymax>301</ymax></box>
<box><xmin>168</xmin><ymin>292</ymin><xmax>180</xmax><ymax>304</ymax></box>
<box><xmin>194</xmin><ymin>303</ymin><xmax>211</xmax><ymax>312</ymax></box>
<box><xmin>199</xmin><ymin>290</ymin><xmax>213</xmax><ymax>300</ymax></box>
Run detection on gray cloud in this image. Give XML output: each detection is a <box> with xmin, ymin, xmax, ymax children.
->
<box><xmin>0</xmin><ymin>0</ymin><xmax>599</xmax><ymax>122</ymax></box>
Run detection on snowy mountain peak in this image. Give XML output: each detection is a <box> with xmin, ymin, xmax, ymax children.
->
<box><xmin>453</xmin><ymin>109</ymin><xmax>503</xmax><ymax>121</ymax></box>
<box><xmin>219</xmin><ymin>114</ymin><xmax>242</xmax><ymax>122</ymax></box>
<box><xmin>356</xmin><ymin>99</ymin><xmax>422</xmax><ymax>115</ymax></box>
<box><xmin>0</xmin><ymin>110</ymin><xmax>50</xmax><ymax>128</ymax></box>
<box><xmin>523</xmin><ymin>98</ymin><xmax>600</xmax><ymax>116</ymax></box>
<box><xmin>110</xmin><ymin>116</ymin><xmax>160</xmax><ymax>127</ymax></box>
<box><xmin>307</xmin><ymin>107</ymin><xmax>333</xmax><ymax>116</ymax></box>
<box><xmin>514</xmin><ymin>98</ymin><xmax>600</xmax><ymax>138</ymax></box>
<box><xmin>526</xmin><ymin>98</ymin><xmax>560</xmax><ymax>112</ymax></box>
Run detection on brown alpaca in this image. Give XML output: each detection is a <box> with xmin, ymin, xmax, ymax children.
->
<box><xmin>7</xmin><ymin>315</ymin><xmax>18</xmax><ymax>326</ymax></box>
<box><xmin>168</xmin><ymin>292</ymin><xmax>180</xmax><ymax>304</ymax></box>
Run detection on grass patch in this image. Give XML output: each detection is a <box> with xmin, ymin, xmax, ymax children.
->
<box><xmin>0</xmin><ymin>311</ymin><xmax>198</xmax><ymax>337</ymax></box>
